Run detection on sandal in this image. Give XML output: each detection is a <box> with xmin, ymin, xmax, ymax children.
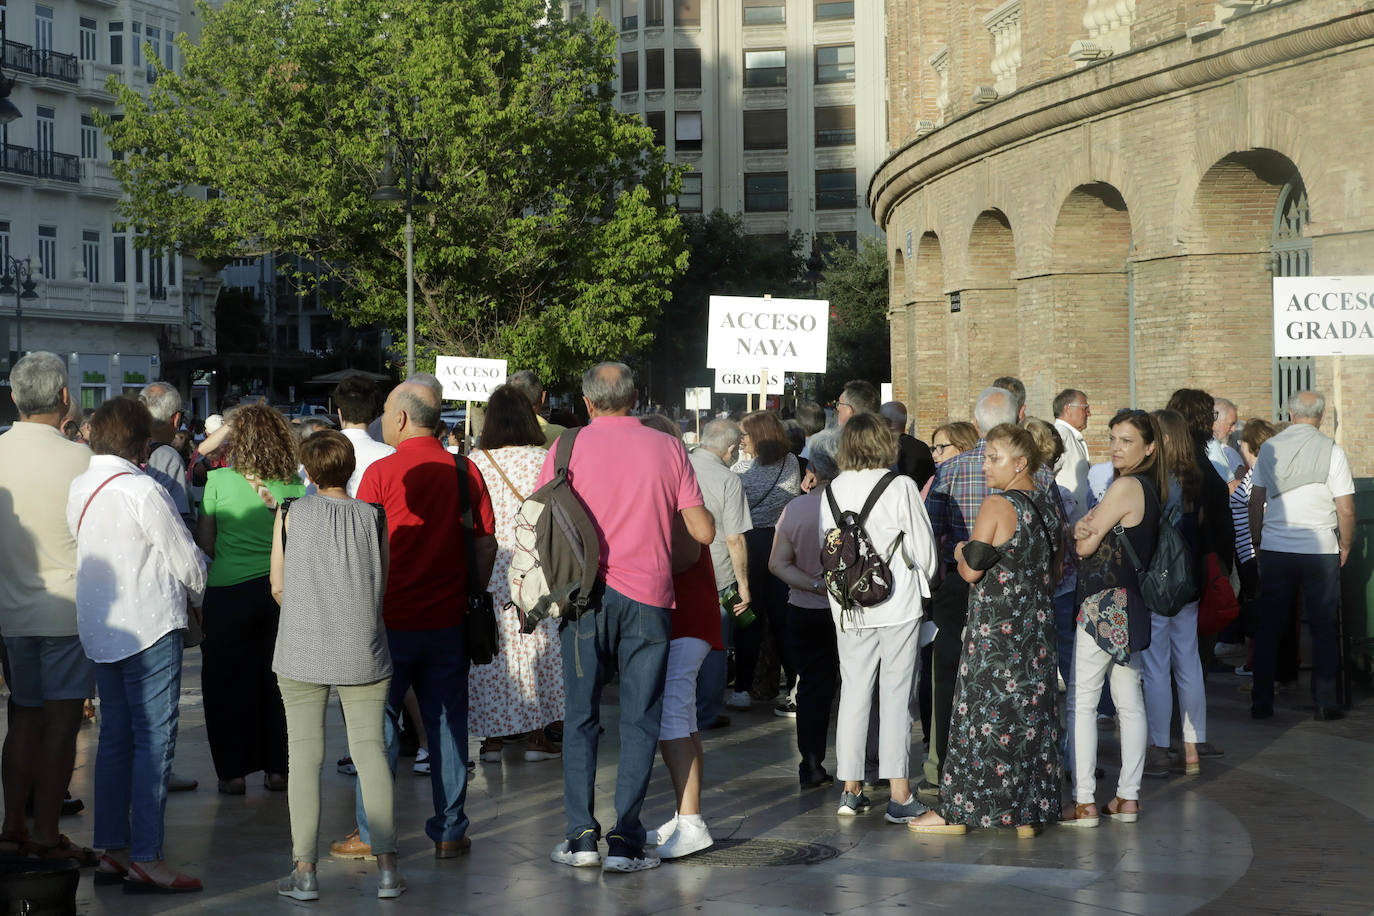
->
<box><xmin>25</xmin><ymin>834</ymin><xmax>100</xmax><ymax>867</ymax></box>
<box><xmin>1015</xmin><ymin>824</ymin><xmax>1042</xmax><ymax>839</ymax></box>
<box><xmin>0</xmin><ymin>831</ymin><xmax>29</xmax><ymax>854</ymax></box>
<box><xmin>123</xmin><ymin>861</ymin><xmax>203</xmax><ymax>894</ymax></box>
<box><xmin>1060</xmin><ymin>802</ymin><xmax>1099</xmax><ymax>828</ymax></box>
<box><xmin>94</xmin><ymin>853</ymin><xmax>130</xmax><ymax>886</ymax></box>
<box><xmin>1103</xmin><ymin>797</ymin><xmax>1140</xmax><ymax>823</ymax></box>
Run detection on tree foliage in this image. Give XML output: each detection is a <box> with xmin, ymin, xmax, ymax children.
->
<box><xmin>816</xmin><ymin>236</ymin><xmax>891</xmax><ymax>402</ymax></box>
<box><xmin>104</xmin><ymin>0</ymin><xmax>687</xmax><ymax>384</ymax></box>
<box><xmin>639</xmin><ymin>209</ymin><xmax>809</xmax><ymax>403</ymax></box>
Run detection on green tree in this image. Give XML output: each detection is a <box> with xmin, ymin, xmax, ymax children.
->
<box><xmin>816</xmin><ymin>236</ymin><xmax>890</xmax><ymax>403</ymax></box>
<box><xmin>639</xmin><ymin>209</ymin><xmax>808</xmax><ymax>404</ymax></box>
<box><xmin>104</xmin><ymin>0</ymin><xmax>686</xmax><ymax>384</ymax></box>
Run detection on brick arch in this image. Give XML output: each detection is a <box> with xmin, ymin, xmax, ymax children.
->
<box><xmin>1051</xmin><ymin>183</ymin><xmax>1132</xmax><ymax>270</ymax></box>
<box><xmin>891</xmin><ymin>247</ymin><xmax>907</xmax><ymax>302</ymax></box>
<box><xmin>1034</xmin><ymin>143</ymin><xmax>1141</xmax><ymax>269</ymax></box>
<box><xmin>908</xmin><ymin>231</ymin><xmax>950</xmax><ymax>435</ymax></box>
<box><xmin>913</xmin><ymin>231</ymin><xmax>945</xmax><ymax>299</ymax></box>
<box><xmin>1189</xmin><ymin>149</ymin><xmax>1303</xmax><ymax>253</ymax></box>
<box><xmin>966</xmin><ymin>209</ymin><xmax>1015</xmax><ymax>286</ymax></box>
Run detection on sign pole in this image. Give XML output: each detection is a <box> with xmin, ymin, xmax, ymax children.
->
<box><xmin>695</xmin><ymin>405</ymin><xmax>701</xmax><ymax>442</ymax></box>
<box><xmin>758</xmin><ymin>366</ymin><xmax>768</xmax><ymax>411</ymax></box>
<box><xmin>1334</xmin><ymin>355</ymin><xmax>1344</xmax><ymax>446</ymax></box>
<box><xmin>464</xmin><ymin>400</ymin><xmax>472</xmax><ymax>453</ymax></box>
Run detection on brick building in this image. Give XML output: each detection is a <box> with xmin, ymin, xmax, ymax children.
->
<box><xmin>873</xmin><ymin>0</ymin><xmax>1374</xmax><ymax>470</ymax></box>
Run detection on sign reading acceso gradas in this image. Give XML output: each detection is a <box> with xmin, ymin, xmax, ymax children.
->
<box><xmin>714</xmin><ymin>368</ymin><xmax>784</xmax><ymax>395</ymax></box>
<box><xmin>706</xmin><ymin>296</ymin><xmax>829</xmax><ymax>373</ymax></box>
<box><xmin>1273</xmin><ymin>277</ymin><xmax>1374</xmax><ymax>356</ymax></box>
<box><xmin>434</xmin><ymin>356</ymin><xmax>508</xmax><ymax>401</ymax></box>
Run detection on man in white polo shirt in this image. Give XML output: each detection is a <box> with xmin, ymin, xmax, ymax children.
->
<box><xmin>332</xmin><ymin>372</ymin><xmax>395</xmax><ymax>497</ymax></box>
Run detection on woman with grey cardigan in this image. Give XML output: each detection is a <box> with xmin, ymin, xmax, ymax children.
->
<box><xmin>268</xmin><ymin>430</ymin><xmax>402</xmax><ymax>901</ymax></box>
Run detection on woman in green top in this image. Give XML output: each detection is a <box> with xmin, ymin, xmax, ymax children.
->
<box><xmin>195</xmin><ymin>404</ymin><xmax>306</xmax><ymax>795</ymax></box>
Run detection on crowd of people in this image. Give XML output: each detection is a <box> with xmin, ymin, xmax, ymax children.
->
<box><xmin>0</xmin><ymin>349</ymin><xmax>1356</xmax><ymax>898</ymax></box>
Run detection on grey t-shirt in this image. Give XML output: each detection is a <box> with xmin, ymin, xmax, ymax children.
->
<box><xmin>688</xmin><ymin>448</ymin><xmax>752</xmax><ymax>589</ymax></box>
<box><xmin>272</xmin><ymin>494</ymin><xmax>391</xmax><ymax>686</ymax></box>
<box><xmin>145</xmin><ymin>443</ymin><xmax>193</xmax><ymax>530</ymax></box>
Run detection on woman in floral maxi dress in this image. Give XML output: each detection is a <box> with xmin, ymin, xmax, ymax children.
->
<box><xmin>468</xmin><ymin>386</ymin><xmax>565</xmax><ymax>762</ymax></box>
<box><xmin>910</xmin><ymin>423</ymin><xmax>1062</xmax><ymax>836</ymax></box>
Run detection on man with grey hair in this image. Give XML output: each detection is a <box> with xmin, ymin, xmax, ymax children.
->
<box><xmin>510</xmin><ymin>370</ymin><xmax>566</xmax><ymax>448</ymax></box>
<box><xmin>0</xmin><ymin>352</ymin><xmax>95</xmax><ymax>861</ymax></box>
<box><xmin>1208</xmin><ymin>397</ymin><xmax>1244</xmax><ymax>489</ymax></box>
<box><xmin>689</xmin><ymin>419</ymin><xmax>753</xmax><ymax>730</ymax></box>
<box><xmin>140</xmin><ymin>381</ymin><xmax>195</xmax><ymax>529</ymax></box>
<box><xmin>330</xmin><ymin>380</ymin><xmax>498</xmax><ymax>863</ymax></box>
<box><xmin>1052</xmin><ymin>388</ymin><xmax>1092</xmax><ymax>523</ymax></box>
<box><xmin>1249</xmin><ymin>391</ymin><xmax>1355</xmax><ymax>722</ymax></box>
<box><xmin>919</xmin><ymin>386</ymin><xmax>1022</xmax><ymax>800</ymax></box>
<box><xmin>540</xmin><ymin>361</ymin><xmax>713</xmax><ymax>873</ymax></box>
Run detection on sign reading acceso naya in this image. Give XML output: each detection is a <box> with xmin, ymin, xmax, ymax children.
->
<box><xmin>715</xmin><ymin>368</ymin><xmax>784</xmax><ymax>395</ymax></box>
<box><xmin>435</xmin><ymin>356</ymin><xmax>508</xmax><ymax>401</ymax></box>
<box><xmin>1273</xmin><ymin>277</ymin><xmax>1374</xmax><ymax>357</ymax></box>
<box><xmin>706</xmin><ymin>296</ymin><xmax>829</xmax><ymax>373</ymax></box>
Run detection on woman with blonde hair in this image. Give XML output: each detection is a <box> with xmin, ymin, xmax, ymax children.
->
<box><xmin>196</xmin><ymin>404</ymin><xmax>305</xmax><ymax>795</ymax></box>
<box><xmin>910</xmin><ymin>423</ymin><xmax>1062</xmax><ymax>837</ymax></box>
<box><xmin>822</xmin><ymin>413</ymin><xmax>937</xmax><ymax>824</ymax></box>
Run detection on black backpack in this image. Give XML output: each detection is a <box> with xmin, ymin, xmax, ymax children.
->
<box><xmin>821</xmin><ymin>472</ymin><xmax>903</xmax><ymax>627</ymax></box>
<box><xmin>1116</xmin><ymin>480</ymin><xmax>1196</xmax><ymax>617</ymax></box>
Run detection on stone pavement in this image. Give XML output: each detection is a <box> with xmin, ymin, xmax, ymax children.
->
<box><xmin>29</xmin><ymin>654</ymin><xmax>1374</xmax><ymax>916</ymax></box>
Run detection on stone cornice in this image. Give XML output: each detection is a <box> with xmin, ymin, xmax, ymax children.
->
<box><xmin>869</xmin><ymin>3</ymin><xmax>1374</xmax><ymax>228</ymax></box>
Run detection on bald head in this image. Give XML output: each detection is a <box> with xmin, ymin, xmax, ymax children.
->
<box><xmin>1288</xmin><ymin>390</ymin><xmax>1326</xmax><ymax>425</ymax></box>
<box><xmin>383</xmin><ymin>381</ymin><xmax>442</xmax><ymax>445</ymax></box>
<box><xmin>582</xmin><ymin>361</ymin><xmax>636</xmax><ymax>415</ymax></box>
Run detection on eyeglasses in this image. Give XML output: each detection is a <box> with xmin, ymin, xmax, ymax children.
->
<box><xmin>931</xmin><ymin>442</ymin><xmax>953</xmax><ymax>453</ymax></box>
<box><xmin>1066</xmin><ymin>403</ymin><xmax>1089</xmax><ymax>411</ymax></box>
<box><xmin>837</xmin><ymin>400</ymin><xmax>852</xmax><ymax>410</ymax></box>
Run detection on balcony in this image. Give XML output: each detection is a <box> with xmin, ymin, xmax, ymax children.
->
<box><xmin>0</xmin><ymin>145</ymin><xmax>37</xmax><ymax>180</ymax></box>
<box><xmin>5</xmin><ymin>41</ymin><xmax>81</xmax><ymax>90</ymax></box>
<box><xmin>80</xmin><ymin>158</ymin><xmax>122</xmax><ymax>198</ymax></box>
<box><xmin>77</xmin><ymin>61</ymin><xmax>119</xmax><ymax>102</ymax></box>
<box><xmin>37</xmin><ymin>152</ymin><xmax>82</xmax><ymax>184</ymax></box>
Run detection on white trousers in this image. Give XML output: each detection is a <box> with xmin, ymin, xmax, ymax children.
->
<box><xmin>1140</xmin><ymin>601</ymin><xmax>1207</xmax><ymax>747</ymax></box>
<box><xmin>1072</xmin><ymin>630</ymin><xmax>1147</xmax><ymax>803</ymax></box>
<box><xmin>835</xmin><ymin>618</ymin><xmax>919</xmax><ymax>782</ymax></box>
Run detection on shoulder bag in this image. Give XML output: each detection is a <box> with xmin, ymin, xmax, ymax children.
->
<box><xmin>456</xmin><ymin>455</ymin><xmax>499</xmax><ymax>665</ymax></box>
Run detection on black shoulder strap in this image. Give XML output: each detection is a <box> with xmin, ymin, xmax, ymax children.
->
<box><xmin>454</xmin><ymin>454</ymin><xmax>481</xmax><ymax>598</ymax></box>
<box><xmin>278</xmin><ymin>496</ymin><xmax>298</xmax><ymax>549</ymax></box>
<box><xmin>857</xmin><ymin>471</ymin><xmax>900</xmax><ymax>526</ymax></box>
<box><xmin>553</xmin><ymin>426</ymin><xmax>581</xmax><ymax>477</ymax></box>
<box><xmin>1006</xmin><ymin>490</ymin><xmax>1054</xmax><ymax>549</ymax></box>
<box><xmin>825</xmin><ymin>479</ymin><xmax>842</xmax><ymax>524</ymax></box>
<box><xmin>547</xmin><ymin>426</ymin><xmax>600</xmax><ymax>605</ymax></box>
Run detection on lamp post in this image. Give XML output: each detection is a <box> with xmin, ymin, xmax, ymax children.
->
<box><xmin>0</xmin><ymin>256</ymin><xmax>40</xmax><ymax>356</ymax></box>
<box><xmin>370</xmin><ymin>138</ymin><xmax>435</xmax><ymax>379</ymax></box>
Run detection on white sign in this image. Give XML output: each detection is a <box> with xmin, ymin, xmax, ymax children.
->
<box><xmin>706</xmin><ymin>295</ymin><xmax>829</xmax><ymax>372</ymax></box>
<box><xmin>1273</xmin><ymin>277</ymin><xmax>1374</xmax><ymax>357</ymax></box>
<box><xmin>714</xmin><ymin>368</ymin><xmax>784</xmax><ymax>395</ymax></box>
<box><xmin>435</xmin><ymin>356</ymin><xmax>508</xmax><ymax>401</ymax></box>
<box><xmin>685</xmin><ymin>387</ymin><xmax>712</xmax><ymax>411</ymax></box>
<box><xmin>881</xmin><ymin>382</ymin><xmax>893</xmax><ymax>403</ymax></box>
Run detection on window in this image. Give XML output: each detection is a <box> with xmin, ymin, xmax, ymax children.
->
<box><xmin>112</xmin><ymin>228</ymin><xmax>126</xmax><ymax>283</ymax></box>
<box><xmin>816</xmin><ymin>169</ymin><xmax>857</xmax><ymax>209</ymax></box>
<box><xmin>815</xmin><ymin>1</ymin><xmax>855</xmax><ymax>20</ymax></box>
<box><xmin>81</xmin><ymin>114</ymin><xmax>98</xmax><ymax>159</ymax></box>
<box><xmin>674</xmin><ymin>48</ymin><xmax>701</xmax><ymax>90</ymax></box>
<box><xmin>132</xmin><ymin>22</ymin><xmax>142</xmax><ymax>67</ymax></box>
<box><xmin>745</xmin><ymin>172</ymin><xmax>788</xmax><ymax>212</ymax></box>
<box><xmin>818</xmin><ymin>231</ymin><xmax>858</xmax><ymax>255</ymax></box>
<box><xmin>109</xmin><ymin>113</ymin><xmax>124</xmax><ymax>161</ymax></box>
<box><xmin>164</xmin><ymin>32</ymin><xmax>175</xmax><ymax>72</ymax></box>
<box><xmin>80</xmin><ymin>17</ymin><xmax>97</xmax><ymax>61</ymax></box>
<box><xmin>0</xmin><ymin>221</ymin><xmax>10</xmax><ymax>266</ymax></box>
<box><xmin>135</xmin><ymin>238</ymin><xmax>144</xmax><ymax>283</ymax></box>
<box><xmin>146</xmin><ymin>26</ymin><xmax>161</xmax><ymax>81</ymax></box>
<box><xmin>621</xmin><ymin>0</ymin><xmax>638</xmax><ymax>30</ymax></box>
<box><xmin>34</xmin><ymin>6</ymin><xmax>53</xmax><ymax>54</ymax></box>
<box><xmin>38</xmin><ymin>227</ymin><xmax>57</xmax><ymax>279</ymax></box>
<box><xmin>815</xmin><ymin>105</ymin><xmax>855</xmax><ymax>146</ymax></box>
<box><xmin>677</xmin><ymin>173</ymin><xmax>702</xmax><ymax>212</ymax></box>
<box><xmin>675</xmin><ymin>111</ymin><xmax>702</xmax><ymax>151</ymax></box>
<box><xmin>567</xmin><ymin>2</ymin><xmax>585</xmax><ymax>17</ymax></box>
<box><xmin>645</xmin><ymin>48</ymin><xmax>664</xmax><ymax>90</ymax></box>
<box><xmin>743</xmin><ymin>109</ymin><xmax>788</xmax><ymax>150</ymax></box>
<box><xmin>645</xmin><ymin>0</ymin><xmax>664</xmax><ymax>27</ymax></box>
<box><xmin>109</xmin><ymin>22</ymin><xmax>123</xmax><ymax>66</ymax></box>
<box><xmin>36</xmin><ymin>107</ymin><xmax>55</xmax><ymax>168</ymax></box>
<box><xmin>149</xmin><ymin>250</ymin><xmax>165</xmax><ymax>298</ymax></box>
<box><xmin>620</xmin><ymin>51</ymin><xmax>638</xmax><ymax>93</ymax></box>
<box><xmin>815</xmin><ymin>44</ymin><xmax>855</xmax><ymax>83</ymax></box>
<box><xmin>744</xmin><ymin>49</ymin><xmax>786</xmax><ymax>88</ymax></box>
<box><xmin>673</xmin><ymin>0</ymin><xmax>700</xmax><ymax>27</ymax></box>
<box><xmin>82</xmin><ymin>231</ymin><xmax>100</xmax><ymax>284</ymax></box>
<box><xmin>743</xmin><ymin>0</ymin><xmax>785</xmax><ymax>25</ymax></box>
<box><xmin>645</xmin><ymin>110</ymin><xmax>666</xmax><ymax>147</ymax></box>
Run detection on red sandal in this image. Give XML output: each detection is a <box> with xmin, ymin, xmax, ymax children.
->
<box><xmin>123</xmin><ymin>862</ymin><xmax>203</xmax><ymax>894</ymax></box>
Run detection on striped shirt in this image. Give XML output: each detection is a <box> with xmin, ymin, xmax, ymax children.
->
<box><xmin>1231</xmin><ymin>468</ymin><xmax>1255</xmax><ymax>564</ymax></box>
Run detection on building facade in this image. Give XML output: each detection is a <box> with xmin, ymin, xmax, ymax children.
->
<box><xmin>565</xmin><ymin>0</ymin><xmax>885</xmax><ymax>251</ymax></box>
<box><xmin>875</xmin><ymin>0</ymin><xmax>1374</xmax><ymax>470</ymax></box>
<box><xmin>0</xmin><ymin>0</ymin><xmax>216</xmax><ymax>417</ymax></box>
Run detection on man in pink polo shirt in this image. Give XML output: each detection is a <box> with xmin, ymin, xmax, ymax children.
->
<box><xmin>543</xmin><ymin>362</ymin><xmax>714</xmax><ymax>875</ymax></box>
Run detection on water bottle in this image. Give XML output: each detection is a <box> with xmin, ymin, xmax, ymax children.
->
<box><xmin>721</xmin><ymin>585</ymin><xmax>755</xmax><ymax>628</ymax></box>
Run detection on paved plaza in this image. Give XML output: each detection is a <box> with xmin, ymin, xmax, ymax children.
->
<box><xmin>26</xmin><ymin>653</ymin><xmax>1374</xmax><ymax>916</ymax></box>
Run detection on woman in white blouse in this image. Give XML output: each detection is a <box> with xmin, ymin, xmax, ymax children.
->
<box><xmin>67</xmin><ymin>396</ymin><xmax>207</xmax><ymax>894</ymax></box>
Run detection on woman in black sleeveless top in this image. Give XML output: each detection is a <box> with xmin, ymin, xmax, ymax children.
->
<box><xmin>1061</xmin><ymin>410</ymin><xmax>1167</xmax><ymax>828</ymax></box>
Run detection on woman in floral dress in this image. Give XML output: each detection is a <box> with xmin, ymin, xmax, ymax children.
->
<box><xmin>468</xmin><ymin>385</ymin><xmax>565</xmax><ymax>762</ymax></box>
<box><xmin>910</xmin><ymin>423</ymin><xmax>1063</xmax><ymax>837</ymax></box>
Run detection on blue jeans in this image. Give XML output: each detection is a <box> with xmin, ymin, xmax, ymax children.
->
<box><xmin>695</xmin><ymin>586</ymin><xmax>733</xmax><ymax>725</ymax></box>
<box><xmin>357</xmin><ymin>626</ymin><xmax>469</xmax><ymax>845</ymax></box>
<box><xmin>1252</xmin><ymin>550</ymin><xmax>1342</xmax><ymax>713</ymax></box>
<box><xmin>93</xmin><ymin>631</ymin><xmax>183</xmax><ymax>862</ymax></box>
<box><xmin>560</xmin><ymin>584</ymin><xmax>670</xmax><ymax>847</ymax></box>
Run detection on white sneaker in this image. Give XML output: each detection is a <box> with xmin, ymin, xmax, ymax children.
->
<box><xmin>412</xmin><ymin>747</ymin><xmax>431</xmax><ymax>775</ymax></box>
<box><xmin>1214</xmin><ymin>641</ymin><xmax>1246</xmax><ymax>662</ymax></box>
<box><xmin>645</xmin><ymin>814</ymin><xmax>678</xmax><ymax>846</ymax></box>
<box><xmin>550</xmin><ymin>832</ymin><xmax>602</xmax><ymax>868</ymax></box>
<box><xmin>726</xmin><ymin>691</ymin><xmax>752</xmax><ymax>710</ymax></box>
<box><xmin>654</xmin><ymin>818</ymin><xmax>712</xmax><ymax>860</ymax></box>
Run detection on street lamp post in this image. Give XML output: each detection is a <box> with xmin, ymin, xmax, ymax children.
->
<box><xmin>0</xmin><ymin>256</ymin><xmax>40</xmax><ymax>357</ymax></box>
<box><xmin>370</xmin><ymin>137</ymin><xmax>434</xmax><ymax>378</ymax></box>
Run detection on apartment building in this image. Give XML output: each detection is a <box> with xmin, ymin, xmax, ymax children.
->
<box><xmin>0</xmin><ymin>0</ymin><xmax>216</xmax><ymax>416</ymax></box>
<box><xmin>565</xmin><ymin>0</ymin><xmax>885</xmax><ymax>251</ymax></box>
